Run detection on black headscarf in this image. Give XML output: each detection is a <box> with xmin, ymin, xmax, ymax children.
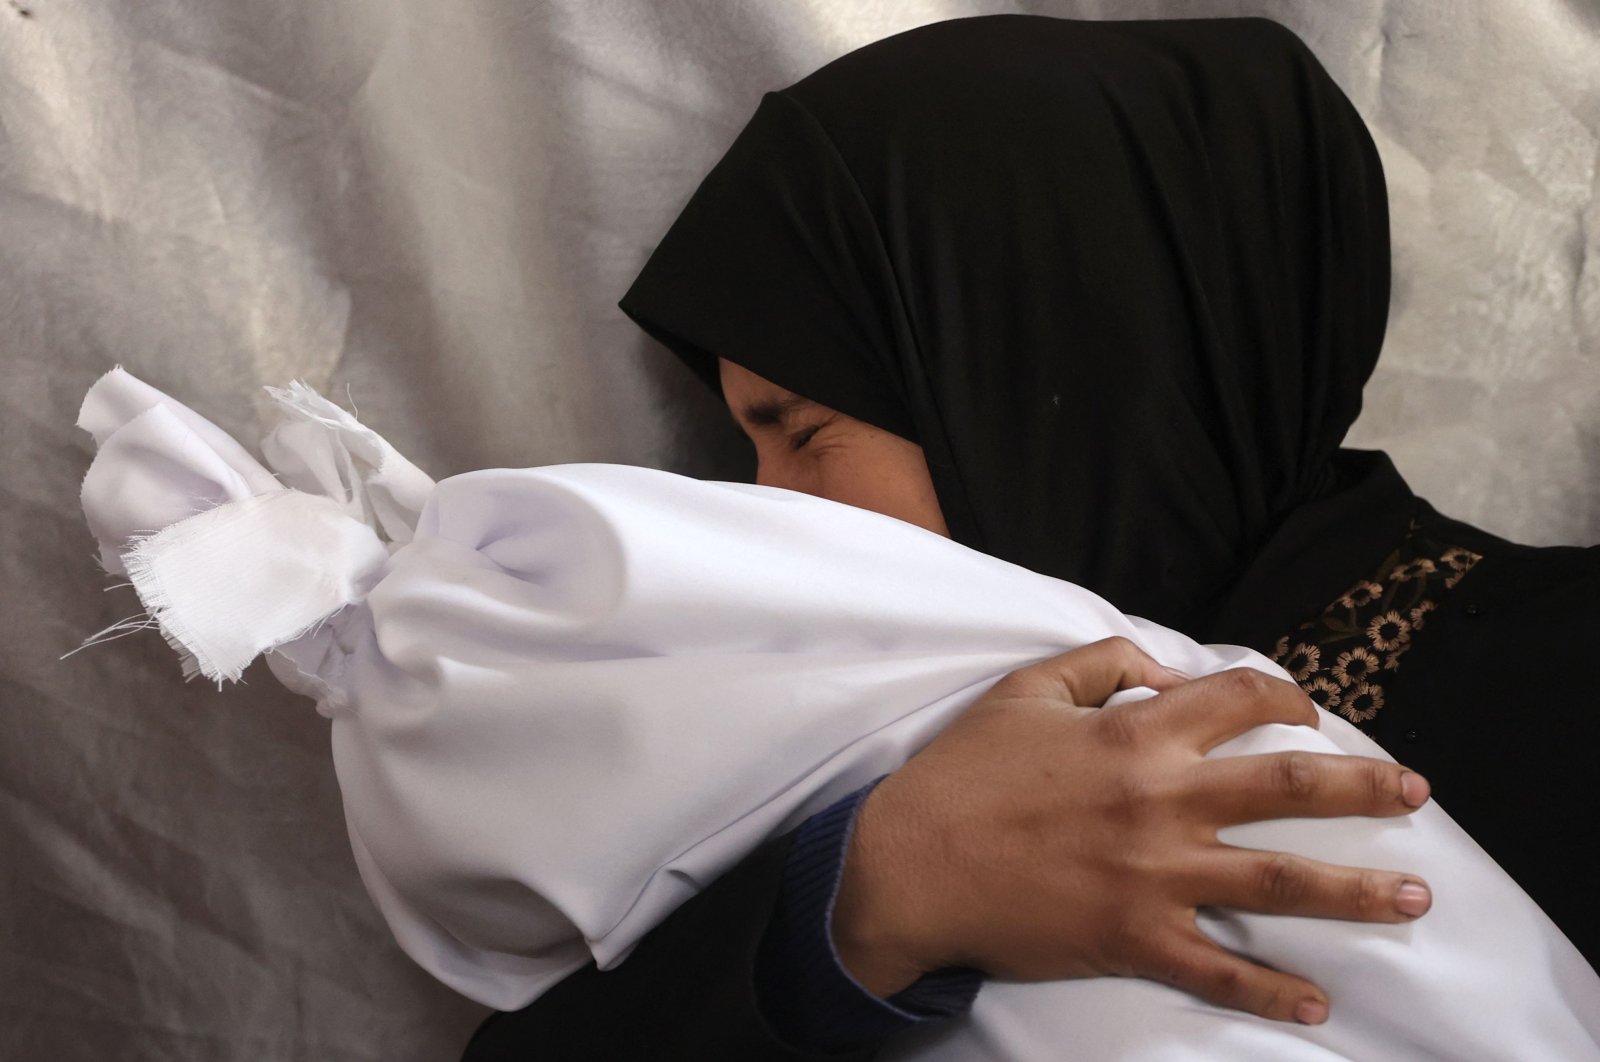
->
<box><xmin>619</xmin><ymin>14</ymin><xmax>1391</xmax><ymax>632</ymax></box>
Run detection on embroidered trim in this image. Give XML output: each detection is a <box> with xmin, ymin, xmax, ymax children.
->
<box><xmin>1270</xmin><ymin>519</ymin><xmax>1482</xmax><ymax>730</ymax></box>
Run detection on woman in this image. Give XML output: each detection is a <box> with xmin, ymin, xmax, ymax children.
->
<box><xmin>464</xmin><ymin>13</ymin><xmax>1599</xmax><ymax>1060</ymax></box>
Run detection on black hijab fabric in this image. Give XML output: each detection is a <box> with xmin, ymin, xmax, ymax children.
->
<box><xmin>619</xmin><ymin>14</ymin><xmax>1390</xmax><ymax>632</ymax></box>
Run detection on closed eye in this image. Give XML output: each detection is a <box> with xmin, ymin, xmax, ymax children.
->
<box><xmin>789</xmin><ymin>424</ymin><xmax>823</xmax><ymax>451</ymax></box>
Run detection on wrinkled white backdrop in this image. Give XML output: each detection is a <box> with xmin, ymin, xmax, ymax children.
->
<box><xmin>2</xmin><ymin>1</ymin><xmax>1595</xmax><ymax>1059</ymax></box>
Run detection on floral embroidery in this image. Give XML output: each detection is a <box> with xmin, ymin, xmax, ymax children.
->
<box><xmin>1341</xmin><ymin>682</ymin><xmax>1383</xmax><ymax>722</ymax></box>
<box><xmin>1382</xmin><ymin>642</ymin><xmax>1412</xmax><ymax>671</ymax></box>
<box><xmin>1269</xmin><ymin>519</ymin><xmax>1483</xmax><ymax>731</ymax></box>
<box><xmin>1366</xmin><ymin>611</ymin><xmax>1410</xmax><ymax>651</ymax></box>
<box><xmin>1331</xmin><ymin>647</ymin><xmax>1380</xmax><ymax>687</ymax></box>
<box><xmin>1339</xmin><ymin>581</ymin><xmax>1383</xmax><ymax>609</ymax></box>
<box><xmin>1282</xmin><ymin>642</ymin><xmax>1321</xmax><ymax>681</ymax></box>
<box><xmin>1306</xmin><ymin>675</ymin><xmax>1343</xmax><ymax>711</ymax></box>
<box><xmin>1441</xmin><ymin>547</ymin><xmax>1477</xmax><ymax>588</ymax></box>
<box><xmin>1388</xmin><ymin>558</ymin><xmax>1436</xmax><ymax>583</ymax></box>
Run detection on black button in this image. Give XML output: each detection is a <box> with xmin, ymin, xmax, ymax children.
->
<box><xmin>1404</xmin><ymin>730</ymin><xmax>1420</xmax><ymax>743</ymax></box>
<box><xmin>1463</xmin><ymin>603</ymin><xmax>1483</xmax><ymax>617</ymax></box>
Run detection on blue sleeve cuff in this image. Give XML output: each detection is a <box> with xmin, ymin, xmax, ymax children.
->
<box><xmin>754</xmin><ymin>775</ymin><xmax>983</xmax><ymax>1053</ymax></box>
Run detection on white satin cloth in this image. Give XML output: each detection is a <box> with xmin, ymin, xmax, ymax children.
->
<box><xmin>76</xmin><ymin>368</ymin><xmax>1600</xmax><ymax>1059</ymax></box>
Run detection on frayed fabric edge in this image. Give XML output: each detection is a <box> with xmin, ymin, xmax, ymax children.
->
<box><xmin>66</xmin><ymin>491</ymin><xmax>389</xmax><ymax>690</ymax></box>
<box><xmin>120</xmin><ymin>530</ymin><xmax>228</xmax><ymax>685</ymax></box>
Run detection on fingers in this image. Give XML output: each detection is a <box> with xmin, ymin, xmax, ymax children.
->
<box><xmin>1196</xmin><ymin>752</ymin><xmax>1431</xmax><ymax>825</ymax></box>
<box><xmin>1111</xmin><ymin>668</ymin><xmax>1318</xmax><ymax>753</ymax></box>
<box><xmin>1149</xmin><ymin>925</ymin><xmax>1329</xmax><ymax>1024</ymax></box>
<box><xmin>1192</xmin><ymin>847</ymin><xmax>1433</xmax><ymax>925</ymax></box>
<box><xmin>998</xmin><ymin>637</ymin><xmax>1186</xmax><ymax>708</ymax></box>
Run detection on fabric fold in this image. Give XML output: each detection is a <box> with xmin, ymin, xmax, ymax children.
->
<box><xmin>260</xmin><ymin>380</ymin><xmax>433</xmax><ymax>546</ymax></box>
<box><xmin>71</xmin><ymin>370</ymin><xmax>1600</xmax><ymax>1059</ymax></box>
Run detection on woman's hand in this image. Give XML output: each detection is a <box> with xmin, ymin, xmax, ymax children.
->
<box><xmin>831</xmin><ymin>637</ymin><xmax>1432</xmax><ymax>1026</ymax></box>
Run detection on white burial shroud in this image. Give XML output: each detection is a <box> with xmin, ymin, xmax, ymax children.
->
<box><xmin>75</xmin><ymin>368</ymin><xmax>1600</xmax><ymax>1060</ymax></box>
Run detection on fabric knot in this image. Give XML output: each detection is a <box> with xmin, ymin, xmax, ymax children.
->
<box><xmin>72</xmin><ymin>367</ymin><xmax>435</xmax><ymax>687</ymax></box>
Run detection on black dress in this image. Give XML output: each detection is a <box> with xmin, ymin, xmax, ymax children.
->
<box><xmin>461</xmin><ymin>452</ymin><xmax>1600</xmax><ymax>1060</ymax></box>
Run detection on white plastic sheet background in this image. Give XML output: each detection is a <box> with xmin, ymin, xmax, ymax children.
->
<box><xmin>2</xmin><ymin>1</ymin><xmax>1595</xmax><ymax>1059</ymax></box>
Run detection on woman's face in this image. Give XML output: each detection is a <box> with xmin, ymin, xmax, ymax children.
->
<box><xmin>718</xmin><ymin>357</ymin><xmax>950</xmax><ymax>538</ymax></box>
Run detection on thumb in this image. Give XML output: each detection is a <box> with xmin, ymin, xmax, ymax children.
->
<box><xmin>998</xmin><ymin>636</ymin><xmax>1188</xmax><ymax>708</ymax></box>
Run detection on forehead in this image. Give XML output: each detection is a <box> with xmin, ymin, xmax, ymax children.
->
<box><xmin>719</xmin><ymin>358</ymin><xmax>817</xmax><ymax>426</ymax></box>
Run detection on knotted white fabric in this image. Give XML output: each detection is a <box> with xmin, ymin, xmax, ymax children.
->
<box><xmin>75</xmin><ymin>368</ymin><xmax>1600</xmax><ymax>1059</ymax></box>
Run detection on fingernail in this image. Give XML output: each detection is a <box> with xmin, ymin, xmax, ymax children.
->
<box><xmin>1162</xmin><ymin>666</ymin><xmax>1193</xmax><ymax>680</ymax></box>
<box><xmin>1395</xmin><ymin>881</ymin><xmax>1431</xmax><ymax>917</ymax></box>
<box><xmin>1400</xmin><ymin>771</ymin><xmax>1430</xmax><ymax>807</ymax></box>
<box><xmin>1296</xmin><ymin>1000</ymin><xmax>1328</xmax><ymax>1025</ymax></box>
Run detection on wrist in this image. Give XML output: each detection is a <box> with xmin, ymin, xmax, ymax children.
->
<box><xmin>831</xmin><ymin>771</ymin><xmax>942</xmax><ymax>996</ymax></box>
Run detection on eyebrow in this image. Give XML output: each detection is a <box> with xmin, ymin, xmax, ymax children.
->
<box><xmin>737</xmin><ymin>393</ymin><xmax>815</xmax><ymax>428</ymax></box>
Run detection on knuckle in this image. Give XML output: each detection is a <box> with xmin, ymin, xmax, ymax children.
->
<box><xmin>989</xmin><ymin>666</ymin><xmax>1045</xmax><ymax>702</ymax></box>
<box><xmin>1369</xmin><ymin>763</ymin><xmax>1398</xmax><ymax>806</ymax></box>
<box><xmin>1350</xmin><ymin>872</ymin><xmax>1385</xmax><ymax>918</ymax></box>
<box><xmin>1107</xmin><ymin>771</ymin><xmax>1157</xmax><ymax>821</ymax></box>
<box><xmin>1258</xmin><ymin>853</ymin><xmax>1309</xmax><ymax>907</ymax></box>
<box><xmin>1274</xmin><ymin>752</ymin><xmax>1320</xmax><ymax>802</ymax></box>
<box><xmin>1102</xmin><ymin>914</ymin><xmax>1147</xmax><ymax>964</ymax></box>
<box><xmin>1220</xmin><ymin>667</ymin><xmax>1271</xmax><ymax>700</ymax></box>
<box><xmin>987</xmin><ymin>671</ymin><xmax>1025</xmax><ymax>699</ymax></box>
<box><xmin>1151</xmin><ymin>949</ymin><xmax>1194</xmax><ymax>988</ymax></box>
<box><xmin>1255</xmin><ymin>980</ymin><xmax>1291</xmax><ymax>1019</ymax></box>
<box><xmin>1096</xmin><ymin>705</ymin><xmax>1148</xmax><ymax>749</ymax></box>
<box><xmin>1100</xmin><ymin>635</ymin><xmax>1140</xmax><ymax>660</ymax></box>
<box><xmin>1204</xmin><ymin>963</ymin><xmax>1249</xmax><ymax>1006</ymax></box>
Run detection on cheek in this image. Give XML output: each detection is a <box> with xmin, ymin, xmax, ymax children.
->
<box><xmin>823</xmin><ymin>476</ymin><xmax>914</xmax><ymax>525</ymax></box>
<box><xmin>753</xmin><ymin>446</ymin><xmax>822</xmax><ymax>494</ymax></box>
<box><xmin>751</xmin><ymin>430</ymin><xmax>948</xmax><ymax>538</ymax></box>
<box><xmin>814</xmin><ymin>448</ymin><xmax>949</xmax><ymax>537</ymax></box>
